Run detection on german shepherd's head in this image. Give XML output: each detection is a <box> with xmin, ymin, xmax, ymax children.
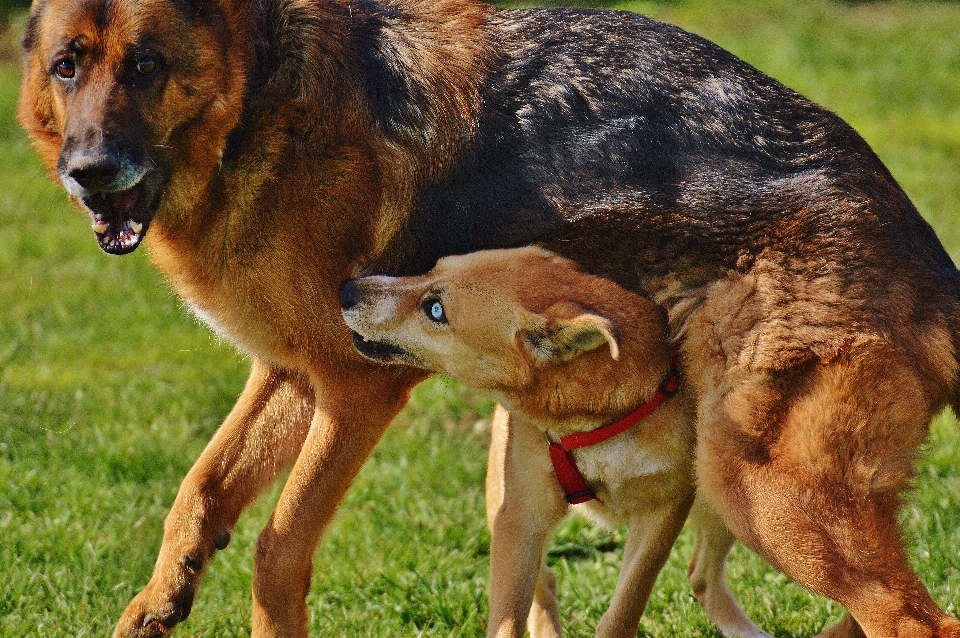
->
<box><xmin>340</xmin><ymin>246</ymin><xmax>674</xmax><ymax>421</ymax></box>
<box><xmin>18</xmin><ymin>0</ymin><xmax>248</xmax><ymax>255</ymax></box>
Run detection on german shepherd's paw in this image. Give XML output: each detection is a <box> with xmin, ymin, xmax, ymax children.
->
<box><xmin>815</xmin><ymin>615</ymin><xmax>867</xmax><ymax>638</ymax></box>
<box><xmin>816</xmin><ymin>615</ymin><xmax>960</xmax><ymax>638</ymax></box>
<box><xmin>939</xmin><ymin>619</ymin><xmax>960</xmax><ymax>638</ymax></box>
<box><xmin>114</xmin><ymin>580</ymin><xmax>196</xmax><ymax>638</ymax></box>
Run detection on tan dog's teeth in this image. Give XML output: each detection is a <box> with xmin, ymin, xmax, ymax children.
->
<box><xmin>130</xmin><ymin>221</ymin><xmax>143</xmax><ymax>234</ymax></box>
<box><xmin>92</xmin><ymin>222</ymin><xmax>108</xmax><ymax>234</ymax></box>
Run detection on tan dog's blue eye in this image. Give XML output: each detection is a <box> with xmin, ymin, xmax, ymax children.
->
<box><xmin>423</xmin><ymin>299</ymin><xmax>447</xmax><ymax>323</ymax></box>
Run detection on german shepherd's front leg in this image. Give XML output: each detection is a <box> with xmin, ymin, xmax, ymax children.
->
<box><xmin>250</xmin><ymin>361</ymin><xmax>424</xmax><ymax>638</ymax></box>
<box><xmin>114</xmin><ymin>360</ymin><xmax>316</xmax><ymax>638</ymax></box>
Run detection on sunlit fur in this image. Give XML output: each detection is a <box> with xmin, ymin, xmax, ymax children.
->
<box><xmin>19</xmin><ymin>0</ymin><xmax>960</xmax><ymax>636</ymax></box>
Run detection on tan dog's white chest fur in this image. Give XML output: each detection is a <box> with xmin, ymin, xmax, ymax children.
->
<box><xmin>570</xmin><ymin>405</ymin><xmax>695</xmax><ymax>525</ymax></box>
<box><xmin>341</xmin><ymin>246</ymin><xmax>770</xmax><ymax>638</ymax></box>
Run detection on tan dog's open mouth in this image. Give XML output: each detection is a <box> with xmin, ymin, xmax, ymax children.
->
<box><xmin>351</xmin><ymin>332</ymin><xmax>412</xmax><ymax>363</ymax></box>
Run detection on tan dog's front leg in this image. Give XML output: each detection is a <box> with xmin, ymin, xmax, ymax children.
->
<box><xmin>594</xmin><ymin>490</ymin><xmax>694</xmax><ymax>638</ymax></box>
<box><xmin>250</xmin><ymin>362</ymin><xmax>422</xmax><ymax>638</ymax></box>
<box><xmin>115</xmin><ymin>360</ymin><xmax>316</xmax><ymax>638</ymax></box>
<box><xmin>487</xmin><ymin>407</ymin><xmax>568</xmax><ymax>638</ymax></box>
<box><xmin>687</xmin><ymin>500</ymin><xmax>771</xmax><ymax>638</ymax></box>
<box><xmin>527</xmin><ymin>561</ymin><xmax>562</xmax><ymax>638</ymax></box>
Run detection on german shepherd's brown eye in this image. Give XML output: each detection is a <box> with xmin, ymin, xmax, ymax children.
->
<box><xmin>54</xmin><ymin>58</ymin><xmax>76</xmax><ymax>79</ymax></box>
<box><xmin>136</xmin><ymin>57</ymin><xmax>158</xmax><ymax>75</ymax></box>
<box><xmin>423</xmin><ymin>298</ymin><xmax>447</xmax><ymax>324</ymax></box>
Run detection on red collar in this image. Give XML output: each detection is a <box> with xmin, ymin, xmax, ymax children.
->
<box><xmin>547</xmin><ymin>363</ymin><xmax>681</xmax><ymax>505</ymax></box>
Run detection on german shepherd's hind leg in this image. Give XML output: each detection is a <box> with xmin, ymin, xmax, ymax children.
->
<box><xmin>694</xmin><ymin>351</ymin><xmax>960</xmax><ymax>638</ymax></box>
<box><xmin>114</xmin><ymin>361</ymin><xmax>315</xmax><ymax>638</ymax></box>
<box><xmin>250</xmin><ymin>362</ymin><xmax>422</xmax><ymax>638</ymax></box>
<box><xmin>687</xmin><ymin>501</ymin><xmax>771</xmax><ymax>638</ymax></box>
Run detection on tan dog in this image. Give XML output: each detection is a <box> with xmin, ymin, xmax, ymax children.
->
<box><xmin>341</xmin><ymin>246</ymin><xmax>771</xmax><ymax>638</ymax></box>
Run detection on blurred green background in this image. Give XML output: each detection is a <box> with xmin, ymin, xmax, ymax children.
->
<box><xmin>1</xmin><ymin>1</ymin><xmax>959</xmax><ymax>636</ymax></box>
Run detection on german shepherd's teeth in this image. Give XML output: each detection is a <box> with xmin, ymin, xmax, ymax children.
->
<box><xmin>91</xmin><ymin>222</ymin><xmax>109</xmax><ymax>234</ymax></box>
<box><xmin>130</xmin><ymin>221</ymin><xmax>143</xmax><ymax>234</ymax></box>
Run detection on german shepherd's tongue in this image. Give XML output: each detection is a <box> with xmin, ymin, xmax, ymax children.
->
<box><xmin>92</xmin><ymin>185</ymin><xmax>146</xmax><ymax>255</ymax></box>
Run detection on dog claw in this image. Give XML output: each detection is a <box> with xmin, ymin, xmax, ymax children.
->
<box><xmin>120</xmin><ymin>610</ymin><xmax>171</xmax><ymax>638</ymax></box>
<box><xmin>138</xmin><ymin>608</ymin><xmax>177</xmax><ymax>632</ymax></box>
<box><xmin>135</xmin><ymin>605</ymin><xmax>181</xmax><ymax>636</ymax></box>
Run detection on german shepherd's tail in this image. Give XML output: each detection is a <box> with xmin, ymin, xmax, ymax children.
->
<box><xmin>946</xmin><ymin>278</ymin><xmax>960</xmax><ymax>418</ymax></box>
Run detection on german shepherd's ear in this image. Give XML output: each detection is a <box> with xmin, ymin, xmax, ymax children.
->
<box><xmin>520</xmin><ymin>302</ymin><xmax>621</xmax><ymax>363</ymax></box>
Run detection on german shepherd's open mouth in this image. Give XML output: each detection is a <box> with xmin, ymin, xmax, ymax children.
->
<box><xmin>79</xmin><ymin>173</ymin><xmax>166</xmax><ymax>255</ymax></box>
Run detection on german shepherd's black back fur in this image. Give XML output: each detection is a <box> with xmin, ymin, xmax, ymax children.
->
<box><xmin>371</xmin><ymin>9</ymin><xmax>957</xmax><ymax>320</ymax></box>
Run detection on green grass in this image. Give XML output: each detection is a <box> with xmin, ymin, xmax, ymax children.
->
<box><xmin>1</xmin><ymin>1</ymin><xmax>959</xmax><ymax>636</ymax></box>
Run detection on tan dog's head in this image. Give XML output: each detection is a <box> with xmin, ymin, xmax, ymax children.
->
<box><xmin>341</xmin><ymin>247</ymin><xmax>672</xmax><ymax>420</ymax></box>
<box><xmin>18</xmin><ymin>0</ymin><xmax>248</xmax><ymax>254</ymax></box>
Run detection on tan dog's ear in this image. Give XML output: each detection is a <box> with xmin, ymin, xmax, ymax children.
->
<box><xmin>519</xmin><ymin>302</ymin><xmax>621</xmax><ymax>362</ymax></box>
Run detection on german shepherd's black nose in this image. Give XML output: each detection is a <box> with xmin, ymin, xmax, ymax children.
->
<box><xmin>66</xmin><ymin>153</ymin><xmax>121</xmax><ymax>191</ymax></box>
<box><xmin>338</xmin><ymin>279</ymin><xmax>358</xmax><ymax>310</ymax></box>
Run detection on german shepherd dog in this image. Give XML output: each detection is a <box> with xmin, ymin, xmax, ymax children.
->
<box><xmin>341</xmin><ymin>246</ymin><xmax>772</xmax><ymax>638</ymax></box>
<box><xmin>18</xmin><ymin>0</ymin><xmax>960</xmax><ymax>636</ymax></box>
